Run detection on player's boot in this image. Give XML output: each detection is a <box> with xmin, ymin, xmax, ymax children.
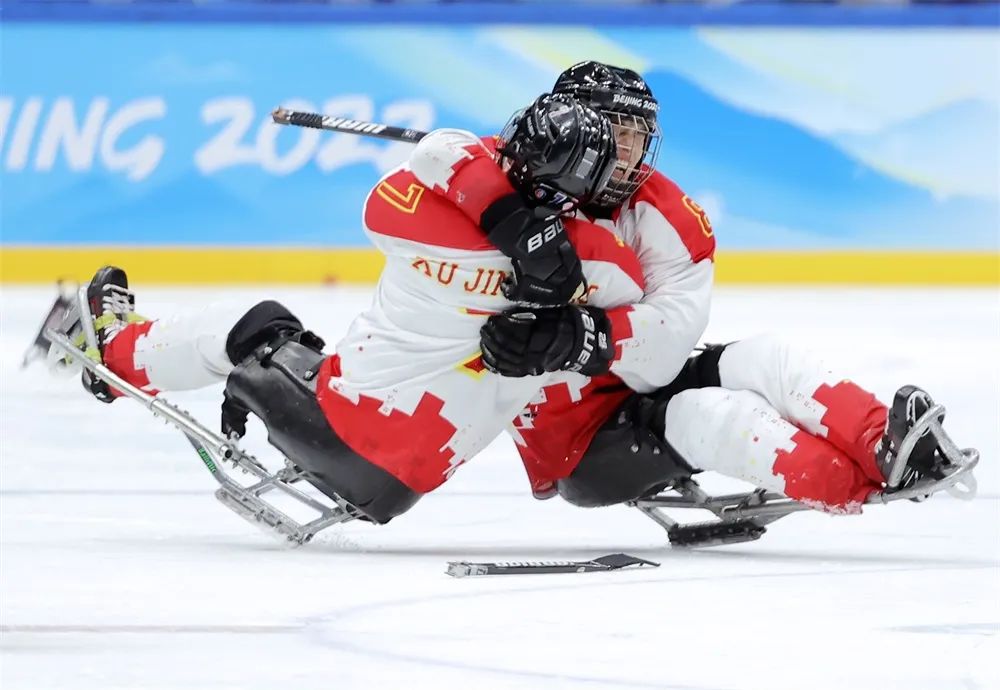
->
<box><xmin>875</xmin><ymin>385</ymin><xmax>953</xmax><ymax>496</ymax></box>
<box><xmin>69</xmin><ymin>266</ymin><xmax>146</xmax><ymax>403</ymax></box>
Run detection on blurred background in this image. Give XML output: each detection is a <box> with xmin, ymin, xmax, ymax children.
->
<box><xmin>1</xmin><ymin>0</ymin><xmax>998</xmax><ymax>286</ymax></box>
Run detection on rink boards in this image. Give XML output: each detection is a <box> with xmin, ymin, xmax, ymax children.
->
<box><xmin>1</xmin><ymin>14</ymin><xmax>997</xmax><ymax>285</ymax></box>
<box><xmin>1</xmin><ymin>246</ymin><xmax>997</xmax><ymax>285</ymax></box>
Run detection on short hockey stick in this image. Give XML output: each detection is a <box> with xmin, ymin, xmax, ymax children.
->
<box><xmin>271</xmin><ymin>107</ymin><xmax>428</xmax><ymax>143</ymax></box>
<box><xmin>446</xmin><ymin>553</ymin><xmax>659</xmax><ymax>578</ymax></box>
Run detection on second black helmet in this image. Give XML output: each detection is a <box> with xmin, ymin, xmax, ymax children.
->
<box><xmin>496</xmin><ymin>93</ymin><xmax>617</xmax><ymax>213</ymax></box>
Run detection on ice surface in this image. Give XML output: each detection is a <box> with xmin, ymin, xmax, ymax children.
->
<box><xmin>1</xmin><ymin>285</ymin><xmax>998</xmax><ymax>690</ymax></box>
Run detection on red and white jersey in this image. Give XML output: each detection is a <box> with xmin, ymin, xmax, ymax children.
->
<box><xmin>511</xmin><ymin>162</ymin><xmax>718</xmax><ymax>496</ymax></box>
<box><xmin>316</xmin><ymin>129</ymin><xmax>715</xmax><ymax>496</ymax></box>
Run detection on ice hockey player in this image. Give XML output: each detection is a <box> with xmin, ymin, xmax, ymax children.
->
<box><xmin>412</xmin><ymin>60</ymin><xmax>965</xmax><ymax>513</ymax></box>
<box><xmin>58</xmin><ymin>63</ymin><xmax>962</xmax><ymax>534</ymax></box>
<box><xmin>58</xmin><ymin>92</ymin><xmax>657</xmax><ymax>525</ymax></box>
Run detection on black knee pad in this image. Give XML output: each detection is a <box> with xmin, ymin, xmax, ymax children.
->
<box><xmin>661</xmin><ymin>342</ymin><xmax>727</xmax><ymax>395</ymax></box>
<box><xmin>226</xmin><ymin>300</ymin><xmax>309</xmax><ymax>365</ymax></box>
<box><xmin>558</xmin><ymin>345</ymin><xmax>730</xmax><ymax>508</ymax></box>
<box><xmin>223</xmin><ymin>339</ymin><xmax>420</xmax><ymax>524</ymax></box>
<box><xmin>558</xmin><ymin>395</ymin><xmax>696</xmax><ymax>508</ymax></box>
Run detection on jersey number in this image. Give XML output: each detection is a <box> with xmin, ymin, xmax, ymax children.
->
<box><xmin>376</xmin><ymin>180</ymin><xmax>425</xmax><ymax>214</ymax></box>
<box><xmin>682</xmin><ymin>196</ymin><xmax>713</xmax><ymax>238</ymax></box>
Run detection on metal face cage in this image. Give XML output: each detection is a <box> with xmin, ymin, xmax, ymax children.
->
<box><xmin>597</xmin><ymin>110</ymin><xmax>660</xmax><ymax>208</ymax></box>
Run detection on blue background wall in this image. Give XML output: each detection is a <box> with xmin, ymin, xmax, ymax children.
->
<box><xmin>2</xmin><ymin>5</ymin><xmax>998</xmax><ymax>260</ymax></box>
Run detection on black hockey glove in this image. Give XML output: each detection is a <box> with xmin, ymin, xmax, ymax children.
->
<box><xmin>480</xmin><ymin>193</ymin><xmax>585</xmax><ymax>307</ymax></box>
<box><xmin>221</xmin><ymin>391</ymin><xmax>250</xmax><ymax>439</ymax></box>
<box><xmin>480</xmin><ymin>306</ymin><xmax>614</xmax><ymax>378</ymax></box>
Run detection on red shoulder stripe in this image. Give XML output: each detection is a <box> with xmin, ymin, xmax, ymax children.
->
<box><xmin>631</xmin><ymin>171</ymin><xmax>716</xmax><ymax>262</ymax></box>
<box><xmin>565</xmin><ymin>218</ymin><xmax>645</xmax><ymax>291</ymax></box>
<box><xmin>445</xmin><ymin>154</ymin><xmax>515</xmax><ymax>223</ymax></box>
<box><xmin>364</xmin><ymin>169</ymin><xmax>494</xmax><ymax>251</ymax></box>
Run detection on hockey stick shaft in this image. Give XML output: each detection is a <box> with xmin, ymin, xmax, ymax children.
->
<box><xmin>271</xmin><ymin>107</ymin><xmax>428</xmax><ymax>143</ymax></box>
<box><xmin>43</xmin><ymin>321</ymin><xmax>357</xmax><ymax>544</ymax></box>
<box><xmin>45</xmin><ymin>328</ymin><xmax>236</xmax><ymax>464</ymax></box>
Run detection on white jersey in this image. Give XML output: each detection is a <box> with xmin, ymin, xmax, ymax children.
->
<box><xmin>317</xmin><ymin>130</ymin><xmax>715</xmax><ymax>494</ymax></box>
<box><xmin>93</xmin><ymin>129</ymin><xmax>895</xmax><ymax>514</ymax></box>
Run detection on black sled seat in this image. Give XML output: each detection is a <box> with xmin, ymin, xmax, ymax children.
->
<box><xmin>223</xmin><ymin>339</ymin><xmax>422</xmax><ymax>525</ymax></box>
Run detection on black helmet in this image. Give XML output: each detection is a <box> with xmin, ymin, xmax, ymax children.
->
<box><xmin>553</xmin><ymin>61</ymin><xmax>660</xmax><ymax>208</ymax></box>
<box><xmin>496</xmin><ymin>93</ymin><xmax>617</xmax><ymax>213</ymax></box>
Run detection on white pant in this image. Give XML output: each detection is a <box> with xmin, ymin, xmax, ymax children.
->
<box><xmin>129</xmin><ymin>300</ymin><xmax>259</xmax><ymax>390</ymax></box>
<box><xmin>662</xmin><ymin>335</ymin><xmax>885</xmax><ymax>510</ymax></box>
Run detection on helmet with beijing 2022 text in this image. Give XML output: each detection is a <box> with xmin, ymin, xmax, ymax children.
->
<box><xmin>552</xmin><ymin>61</ymin><xmax>660</xmax><ymax>209</ymax></box>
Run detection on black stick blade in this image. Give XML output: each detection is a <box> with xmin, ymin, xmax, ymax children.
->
<box><xmin>22</xmin><ymin>282</ymin><xmax>77</xmax><ymax>368</ymax></box>
<box><xmin>446</xmin><ymin>553</ymin><xmax>659</xmax><ymax>578</ymax></box>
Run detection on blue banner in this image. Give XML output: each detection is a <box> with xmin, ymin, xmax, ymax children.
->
<box><xmin>2</xmin><ymin>24</ymin><xmax>997</xmax><ymax>249</ymax></box>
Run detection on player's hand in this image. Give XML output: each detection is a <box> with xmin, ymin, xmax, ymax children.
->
<box><xmin>501</xmin><ymin>229</ymin><xmax>587</xmax><ymax>306</ymax></box>
<box><xmin>482</xmin><ymin>195</ymin><xmax>586</xmax><ymax>307</ymax></box>
<box><xmin>480</xmin><ymin>306</ymin><xmax>614</xmax><ymax>378</ymax></box>
<box><xmin>221</xmin><ymin>392</ymin><xmax>250</xmax><ymax>439</ymax></box>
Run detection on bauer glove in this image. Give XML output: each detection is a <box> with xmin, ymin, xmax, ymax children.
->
<box><xmin>481</xmin><ymin>194</ymin><xmax>586</xmax><ymax>307</ymax></box>
<box><xmin>480</xmin><ymin>306</ymin><xmax>614</xmax><ymax>378</ymax></box>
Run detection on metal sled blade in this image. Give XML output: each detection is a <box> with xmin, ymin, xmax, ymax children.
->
<box><xmin>214</xmin><ymin>483</ymin><xmax>355</xmax><ymax>546</ymax></box>
<box><xmin>41</xmin><ymin>326</ymin><xmax>359</xmax><ymax>545</ymax></box>
<box><xmin>631</xmin><ymin>480</ymin><xmax>805</xmax><ymax>548</ymax></box>
<box><xmin>666</xmin><ymin>520</ymin><xmax>767</xmax><ymax>548</ymax></box>
<box><xmin>183</xmin><ymin>434</ymin><xmax>357</xmax><ymax>545</ymax></box>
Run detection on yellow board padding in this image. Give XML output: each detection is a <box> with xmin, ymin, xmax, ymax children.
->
<box><xmin>715</xmin><ymin>251</ymin><xmax>999</xmax><ymax>285</ymax></box>
<box><xmin>0</xmin><ymin>247</ymin><xmax>386</xmax><ymax>285</ymax></box>
<box><xmin>0</xmin><ymin>247</ymin><xmax>997</xmax><ymax>285</ymax></box>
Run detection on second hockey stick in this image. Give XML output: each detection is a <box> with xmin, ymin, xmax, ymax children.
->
<box><xmin>271</xmin><ymin>107</ymin><xmax>428</xmax><ymax>144</ymax></box>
